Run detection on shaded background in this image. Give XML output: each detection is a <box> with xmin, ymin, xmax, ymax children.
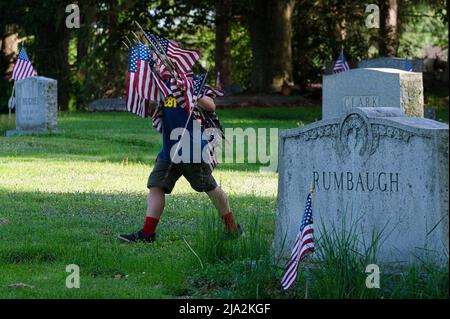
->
<box><xmin>0</xmin><ymin>0</ymin><xmax>448</xmax><ymax>112</ymax></box>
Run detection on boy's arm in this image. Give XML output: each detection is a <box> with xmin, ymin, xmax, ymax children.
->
<box><xmin>197</xmin><ymin>96</ymin><xmax>216</xmax><ymax>112</ymax></box>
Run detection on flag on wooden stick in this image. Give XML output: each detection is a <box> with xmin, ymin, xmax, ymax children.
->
<box><xmin>333</xmin><ymin>50</ymin><xmax>350</xmax><ymax>74</ymax></box>
<box><xmin>12</xmin><ymin>47</ymin><xmax>37</xmax><ymax>81</ymax></box>
<box><xmin>280</xmin><ymin>187</ymin><xmax>315</xmax><ymax>290</ymax></box>
<box><xmin>145</xmin><ymin>31</ymin><xmax>201</xmax><ymax>75</ymax></box>
<box><xmin>136</xmin><ymin>42</ymin><xmax>170</xmax><ymax>104</ymax></box>
<box><xmin>125</xmin><ymin>46</ymin><xmax>142</xmax><ymax>115</ymax></box>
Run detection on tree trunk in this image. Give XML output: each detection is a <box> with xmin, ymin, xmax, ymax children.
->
<box><xmin>215</xmin><ymin>0</ymin><xmax>232</xmax><ymax>87</ymax></box>
<box><xmin>379</xmin><ymin>0</ymin><xmax>398</xmax><ymax>57</ymax></box>
<box><xmin>247</xmin><ymin>0</ymin><xmax>295</xmax><ymax>93</ymax></box>
<box><xmin>0</xmin><ymin>25</ymin><xmax>19</xmax><ymax>80</ymax></box>
<box><xmin>77</xmin><ymin>13</ymin><xmax>89</xmax><ymax>65</ymax></box>
<box><xmin>35</xmin><ymin>19</ymin><xmax>71</xmax><ymax>110</ymax></box>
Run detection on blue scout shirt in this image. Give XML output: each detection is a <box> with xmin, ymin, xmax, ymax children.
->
<box><xmin>158</xmin><ymin>95</ymin><xmax>208</xmax><ymax>163</ymax></box>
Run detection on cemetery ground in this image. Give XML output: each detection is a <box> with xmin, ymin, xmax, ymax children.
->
<box><xmin>0</xmin><ymin>107</ymin><xmax>448</xmax><ymax>299</ymax></box>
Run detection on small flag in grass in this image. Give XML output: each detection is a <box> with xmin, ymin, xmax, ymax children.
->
<box><xmin>333</xmin><ymin>49</ymin><xmax>350</xmax><ymax>73</ymax></box>
<box><xmin>280</xmin><ymin>190</ymin><xmax>315</xmax><ymax>290</ymax></box>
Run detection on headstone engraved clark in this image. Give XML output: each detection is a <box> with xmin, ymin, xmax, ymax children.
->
<box><xmin>6</xmin><ymin>76</ymin><xmax>58</xmax><ymax>136</ymax></box>
<box><xmin>323</xmin><ymin>68</ymin><xmax>424</xmax><ymax>120</ymax></box>
<box><xmin>274</xmin><ymin>107</ymin><xmax>449</xmax><ymax>264</ymax></box>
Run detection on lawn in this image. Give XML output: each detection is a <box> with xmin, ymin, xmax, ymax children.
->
<box><xmin>0</xmin><ymin>106</ymin><xmax>448</xmax><ymax>299</ymax></box>
<box><xmin>0</xmin><ymin>107</ymin><xmax>319</xmax><ymax>298</ymax></box>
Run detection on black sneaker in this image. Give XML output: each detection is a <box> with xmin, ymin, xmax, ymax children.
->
<box><xmin>118</xmin><ymin>229</ymin><xmax>156</xmax><ymax>243</ymax></box>
<box><xmin>226</xmin><ymin>224</ymin><xmax>244</xmax><ymax>239</ymax></box>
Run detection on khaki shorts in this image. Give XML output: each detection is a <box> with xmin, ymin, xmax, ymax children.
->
<box><xmin>147</xmin><ymin>156</ymin><xmax>218</xmax><ymax>194</ymax></box>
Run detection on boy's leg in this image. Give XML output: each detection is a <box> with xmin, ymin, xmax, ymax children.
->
<box><xmin>207</xmin><ymin>186</ymin><xmax>238</xmax><ymax>235</ymax></box>
<box><xmin>141</xmin><ymin>157</ymin><xmax>181</xmax><ymax>238</ymax></box>
<box><xmin>119</xmin><ymin>157</ymin><xmax>180</xmax><ymax>242</ymax></box>
<box><xmin>206</xmin><ymin>186</ymin><xmax>230</xmax><ymax>215</ymax></box>
<box><xmin>142</xmin><ymin>187</ymin><xmax>165</xmax><ymax>237</ymax></box>
<box><xmin>178</xmin><ymin>163</ymin><xmax>239</xmax><ymax>235</ymax></box>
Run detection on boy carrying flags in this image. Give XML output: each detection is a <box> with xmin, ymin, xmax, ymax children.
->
<box><xmin>119</xmin><ymin>34</ymin><xmax>241</xmax><ymax>243</ymax></box>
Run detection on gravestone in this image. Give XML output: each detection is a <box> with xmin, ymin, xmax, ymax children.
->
<box><xmin>274</xmin><ymin>107</ymin><xmax>449</xmax><ymax>265</ymax></box>
<box><xmin>357</xmin><ymin>57</ymin><xmax>423</xmax><ymax>72</ymax></box>
<box><xmin>323</xmin><ymin>68</ymin><xmax>424</xmax><ymax>120</ymax></box>
<box><xmin>87</xmin><ymin>98</ymin><xmax>127</xmax><ymax>112</ymax></box>
<box><xmin>6</xmin><ymin>76</ymin><xmax>58</xmax><ymax>136</ymax></box>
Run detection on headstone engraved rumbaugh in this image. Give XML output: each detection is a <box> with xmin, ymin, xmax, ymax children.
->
<box><xmin>274</xmin><ymin>107</ymin><xmax>449</xmax><ymax>264</ymax></box>
<box><xmin>323</xmin><ymin>68</ymin><xmax>424</xmax><ymax>120</ymax></box>
<box><xmin>6</xmin><ymin>76</ymin><xmax>58</xmax><ymax>136</ymax></box>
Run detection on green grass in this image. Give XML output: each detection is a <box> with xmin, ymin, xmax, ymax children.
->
<box><xmin>0</xmin><ymin>107</ymin><xmax>317</xmax><ymax>298</ymax></box>
<box><xmin>0</xmin><ymin>106</ymin><xmax>448</xmax><ymax>299</ymax></box>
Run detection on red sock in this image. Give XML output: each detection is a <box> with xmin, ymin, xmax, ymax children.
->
<box><xmin>143</xmin><ymin>217</ymin><xmax>159</xmax><ymax>237</ymax></box>
<box><xmin>221</xmin><ymin>211</ymin><xmax>238</xmax><ymax>234</ymax></box>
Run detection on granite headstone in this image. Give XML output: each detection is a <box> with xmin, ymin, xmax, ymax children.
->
<box><xmin>323</xmin><ymin>68</ymin><xmax>424</xmax><ymax>120</ymax></box>
<box><xmin>7</xmin><ymin>76</ymin><xmax>58</xmax><ymax>136</ymax></box>
<box><xmin>274</xmin><ymin>107</ymin><xmax>449</xmax><ymax>265</ymax></box>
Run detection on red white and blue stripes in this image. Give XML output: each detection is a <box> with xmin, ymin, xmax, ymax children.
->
<box><xmin>12</xmin><ymin>48</ymin><xmax>37</xmax><ymax>81</ymax></box>
<box><xmin>126</xmin><ymin>43</ymin><xmax>171</xmax><ymax>119</ymax></box>
<box><xmin>333</xmin><ymin>51</ymin><xmax>350</xmax><ymax>74</ymax></box>
<box><xmin>280</xmin><ymin>192</ymin><xmax>315</xmax><ymax>290</ymax></box>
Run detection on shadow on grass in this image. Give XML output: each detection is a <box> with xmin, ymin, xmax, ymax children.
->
<box><xmin>0</xmin><ymin>109</ymin><xmax>318</xmax><ymax>172</ymax></box>
<box><xmin>0</xmin><ymin>188</ymin><xmax>276</xmax><ymax>298</ymax></box>
<box><xmin>0</xmin><ymin>188</ymin><xmax>448</xmax><ymax>299</ymax></box>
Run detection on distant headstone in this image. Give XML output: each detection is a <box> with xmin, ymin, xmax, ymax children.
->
<box><xmin>357</xmin><ymin>57</ymin><xmax>423</xmax><ymax>72</ymax></box>
<box><xmin>223</xmin><ymin>84</ymin><xmax>242</xmax><ymax>95</ymax></box>
<box><xmin>323</xmin><ymin>68</ymin><xmax>424</xmax><ymax>119</ymax></box>
<box><xmin>87</xmin><ymin>98</ymin><xmax>127</xmax><ymax>112</ymax></box>
<box><xmin>274</xmin><ymin>107</ymin><xmax>449</xmax><ymax>265</ymax></box>
<box><xmin>6</xmin><ymin>76</ymin><xmax>58</xmax><ymax>136</ymax></box>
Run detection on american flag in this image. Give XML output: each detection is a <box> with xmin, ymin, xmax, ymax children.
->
<box><xmin>280</xmin><ymin>192</ymin><xmax>315</xmax><ymax>290</ymax></box>
<box><xmin>137</xmin><ymin>42</ymin><xmax>170</xmax><ymax>104</ymax></box>
<box><xmin>126</xmin><ymin>46</ymin><xmax>141</xmax><ymax>115</ymax></box>
<box><xmin>180</xmin><ymin>72</ymin><xmax>207</xmax><ymax>112</ymax></box>
<box><xmin>125</xmin><ymin>46</ymin><xmax>152</xmax><ymax>118</ymax></box>
<box><xmin>193</xmin><ymin>73</ymin><xmax>222</xmax><ymax>170</ymax></box>
<box><xmin>146</xmin><ymin>31</ymin><xmax>201</xmax><ymax>75</ymax></box>
<box><xmin>169</xmin><ymin>72</ymin><xmax>195</xmax><ymax>112</ymax></box>
<box><xmin>156</xmin><ymin>57</ymin><xmax>171</xmax><ymax>80</ymax></box>
<box><xmin>191</xmin><ymin>72</ymin><xmax>208</xmax><ymax>120</ymax></box>
<box><xmin>12</xmin><ymin>47</ymin><xmax>37</xmax><ymax>81</ymax></box>
<box><xmin>333</xmin><ymin>51</ymin><xmax>350</xmax><ymax>74</ymax></box>
<box><xmin>193</xmin><ymin>72</ymin><xmax>208</xmax><ymax>97</ymax></box>
<box><xmin>204</xmin><ymin>84</ymin><xmax>224</xmax><ymax>99</ymax></box>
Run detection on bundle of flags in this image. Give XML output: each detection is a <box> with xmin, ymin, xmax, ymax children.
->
<box><xmin>124</xmin><ymin>29</ymin><xmax>225</xmax><ymax>168</ymax></box>
<box><xmin>12</xmin><ymin>47</ymin><xmax>37</xmax><ymax>81</ymax></box>
<box><xmin>126</xmin><ymin>43</ymin><xmax>168</xmax><ymax>121</ymax></box>
<box><xmin>333</xmin><ymin>50</ymin><xmax>350</xmax><ymax>74</ymax></box>
<box><xmin>147</xmin><ymin>31</ymin><xmax>200</xmax><ymax>76</ymax></box>
<box><xmin>280</xmin><ymin>189</ymin><xmax>315</xmax><ymax>290</ymax></box>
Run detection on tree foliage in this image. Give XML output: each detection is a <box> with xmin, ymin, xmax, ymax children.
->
<box><xmin>0</xmin><ymin>0</ymin><xmax>448</xmax><ymax>113</ymax></box>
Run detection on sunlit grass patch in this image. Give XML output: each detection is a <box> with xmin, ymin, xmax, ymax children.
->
<box><xmin>0</xmin><ymin>108</ymin><xmax>447</xmax><ymax>299</ymax></box>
